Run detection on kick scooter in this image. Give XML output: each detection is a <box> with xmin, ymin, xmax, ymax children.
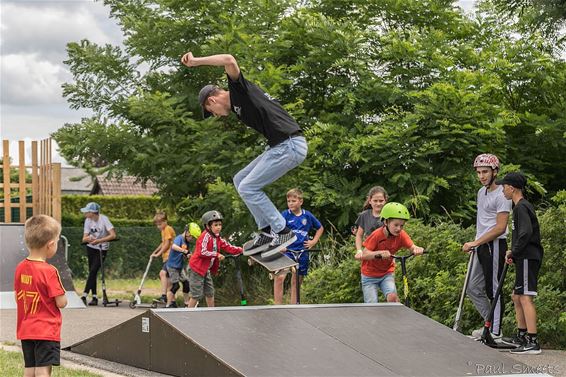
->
<box><xmin>129</xmin><ymin>255</ymin><xmax>157</xmax><ymax>308</ymax></box>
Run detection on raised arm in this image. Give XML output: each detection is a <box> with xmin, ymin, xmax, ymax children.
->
<box><xmin>181</xmin><ymin>52</ymin><xmax>240</xmax><ymax>81</ymax></box>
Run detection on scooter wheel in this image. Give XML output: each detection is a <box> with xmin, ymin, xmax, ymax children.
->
<box><xmin>247</xmin><ymin>258</ymin><xmax>254</xmax><ymax>266</ymax></box>
<box><xmin>269</xmin><ymin>273</ymin><xmax>274</xmax><ymax>280</ymax></box>
<box><xmin>151</xmin><ymin>302</ymin><xmax>157</xmax><ymax>308</ymax></box>
<box><xmin>129</xmin><ymin>301</ymin><xmax>136</xmax><ymax>309</ymax></box>
<box><xmin>115</xmin><ymin>302</ymin><xmax>119</xmax><ymax>307</ymax></box>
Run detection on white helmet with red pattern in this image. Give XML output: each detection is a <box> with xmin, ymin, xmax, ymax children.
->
<box><xmin>473</xmin><ymin>154</ymin><xmax>500</xmax><ymax>170</ymax></box>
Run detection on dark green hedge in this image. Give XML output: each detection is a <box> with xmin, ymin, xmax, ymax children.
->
<box><xmin>62</xmin><ymin>195</ymin><xmax>162</xmax><ymax>220</ymax></box>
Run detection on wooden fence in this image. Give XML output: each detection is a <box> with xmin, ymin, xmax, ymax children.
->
<box><xmin>1</xmin><ymin>139</ymin><xmax>61</xmax><ymax>223</ymax></box>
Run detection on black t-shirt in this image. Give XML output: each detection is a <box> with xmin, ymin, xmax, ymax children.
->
<box><xmin>228</xmin><ymin>73</ymin><xmax>302</xmax><ymax>147</ymax></box>
<box><xmin>511</xmin><ymin>199</ymin><xmax>543</xmax><ymax>260</ymax></box>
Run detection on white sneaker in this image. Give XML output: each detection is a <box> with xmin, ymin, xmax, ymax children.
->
<box><xmin>471</xmin><ymin>327</ymin><xmax>502</xmax><ymax>340</ymax></box>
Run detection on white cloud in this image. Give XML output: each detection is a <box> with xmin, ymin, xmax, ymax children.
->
<box><xmin>0</xmin><ymin>0</ymin><xmax>122</xmax><ymax>162</ymax></box>
<box><xmin>1</xmin><ymin>53</ymin><xmax>68</xmax><ymax>105</ymax></box>
<box><xmin>0</xmin><ymin>2</ymin><xmax>122</xmax><ymax>62</ymax></box>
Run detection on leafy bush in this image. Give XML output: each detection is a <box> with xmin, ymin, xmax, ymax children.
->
<box><xmin>62</xmin><ymin>195</ymin><xmax>162</xmax><ymax>220</ymax></box>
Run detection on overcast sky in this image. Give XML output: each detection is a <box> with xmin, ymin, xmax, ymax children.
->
<box><xmin>0</xmin><ymin>0</ymin><xmax>475</xmax><ymax>165</ymax></box>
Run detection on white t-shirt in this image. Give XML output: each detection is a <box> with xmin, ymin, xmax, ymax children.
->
<box><xmin>83</xmin><ymin>214</ymin><xmax>114</xmax><ymax>250</ymax></box>
<box><xmin>475</xmin><ymin>185</ymin><xmax>512</xmax><ymax>239</ymax></box>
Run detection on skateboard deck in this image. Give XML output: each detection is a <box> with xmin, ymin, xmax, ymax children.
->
<box><xmin>244</xmin><ymin>241</ymin><xmax>297</xmax><ymax>275</ymax></box>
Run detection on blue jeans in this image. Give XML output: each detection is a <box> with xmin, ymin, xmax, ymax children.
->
<box><xmin>361</xmin><ymin>273</ymin><xmax>397</xmax><ymax>303</ymax></box>
<box><xmin>234</xmin><ymin>136</ymin><xmax>307</xmax><ymax>233</ymax></box>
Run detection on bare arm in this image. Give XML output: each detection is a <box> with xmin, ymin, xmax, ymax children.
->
<box><xmin>360</xmin><ymin>248</ymin><xmax>391</xmax><ymax>260</ymax></box>
<box><xmin>90</xmin><ymin>228</ymin><xmax>117</xmax><ymax>245</ymax></box>
<box><xmin>181</xmin><ymin>52</ymin><xmax>240</xmax><ymax>81</ymax></box>
<box><xmin>153</xmin><ymin>239</ymin><xmax>173</xmax><ymax>257</ymax></box>
<box><xmin>305</xmin><ymin>226</ymin><xmax>325</xmax><ymax>249</ymax></box>
<box><xmin>355</xmin><ymin>226</ymin><xmax>365</xmax><ymax>251</ymax></box>
<box><xmin>55</xmin><ymin>294</ymin><xmax>68</xmax><ymax>308</ymax></box>
<box><xmin>463</xmin><ymin>212</ymin><xmax>509</xmax><ymax>251</ymax></box>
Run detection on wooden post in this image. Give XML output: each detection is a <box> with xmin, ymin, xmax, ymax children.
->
<box><xmin>19</xmin><ymin>141</ymin><xmax>26</xmax><ymax>222</ymax></box>
<box><xmin>3</xmin><ymin>140</ymin><xmax>11</xmax><ymax>223</ymax></box>
<box><xmin>32</xmin><ymin>141</ymin><xmax>38</xmax><ymax>216</ymax></box>
<box><xmin>52</xmin><ymin>163</ymin><xmax>61</xmax><ymax>222</ymax></box>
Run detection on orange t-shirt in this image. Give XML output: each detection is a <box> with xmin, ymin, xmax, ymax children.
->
<box><xmin>361</xmin><ymin>226</ymin><xmax>414</xmax><ymax>278</ymax></box>
<box><xmin>15</xmin><ymin>258</ymin><xmax>66</xmax><ymax>341</ymax></box>
<box><xmin>160</xmin><ymin>225</ymin><xmax>176</xmax><ymax>262</ymax></box>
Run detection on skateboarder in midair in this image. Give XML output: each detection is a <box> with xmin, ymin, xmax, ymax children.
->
<box><xmin>181</xmin><ymin>52</ymin><xmax>307</xmax><ymax>259</ymax></box>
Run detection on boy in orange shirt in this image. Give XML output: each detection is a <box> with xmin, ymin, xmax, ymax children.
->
<box><xmin>151</xmin><ymin>212</ymin><xmax>176</xmax><ymax>304</ymax></box>
<box><xmin>14</xmin><ymin>215</ymin><xmax>68</xmax><ymax>377</ymax></box>
<box><xmin>356</xmin><ymin>202</ymin><xmax>424</xmax><ymax>303</ymax></box>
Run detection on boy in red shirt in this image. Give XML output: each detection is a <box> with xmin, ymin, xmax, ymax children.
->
<box><xmin>356</xmin><ymin>202</ymin><xmax>424</xmax><ymax>303</ymax></box>
<box><xmin>188</xmin><ymin>210</ymin><xmax>243</xmax><ymax>308</ymax></box>
<box><xmin>14</xmin><ymin>215</ymin><xmax>68</xmax><ymax>377</ymax></box>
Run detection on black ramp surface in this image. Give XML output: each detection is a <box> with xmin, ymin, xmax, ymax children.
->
<box><xmin>290</xmin><ymin>305</ymin><xmax>511</xmax><ymax>376</ymax></box>
<box><xmin>156</xmin><ymin>307</ymin><xmax>394</xmax><ymax>376</ymax></box>
<box><xmin>154</xmin><ymin>304</ymin><xmax>531</xmax><ymax>377</ymax></box>
<box><xmin>0</xmin><ymin>224</ymin><xmax>83</xmax><ymax>308</ymax></box>
<box><xmin>0</xmin><ymin>224</ymin><xmax>27</xmax><ymax>291</ymax></box>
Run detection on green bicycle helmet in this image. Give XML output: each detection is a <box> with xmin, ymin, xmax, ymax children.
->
<box><xmin>380</xmin><ymin>202</ymin><xmax>410</xmax><ymax>220</ymax></box>
<box><xmin>186</xmin><ymin>222</ymin><xmax>202</xmax><ymax>238</ymax></box>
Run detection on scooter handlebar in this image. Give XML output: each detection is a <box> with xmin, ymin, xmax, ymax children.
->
<box><xmin>374</xmin><ymin>250</ymin><xmax>427</xmax><ymax>259</ymax></box>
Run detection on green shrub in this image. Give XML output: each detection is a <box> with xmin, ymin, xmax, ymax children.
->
<box><xmin>62</xmin><ymin>195</ymin><xmax>162</xmax><ymax>220</ymax></box>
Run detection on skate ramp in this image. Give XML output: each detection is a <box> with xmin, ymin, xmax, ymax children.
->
<box><xmin>66</xmin><ymin>304</ymin><xmax>545</xmax><ymax>377</ymax></box>
<box><xmin>0</xmin><ymin>224</ymin><xmax>84</xmax><ymax>309</ymax></box>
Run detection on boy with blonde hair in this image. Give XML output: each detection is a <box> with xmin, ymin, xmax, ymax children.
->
<box><xmin>151</xmin><ymin>212</ymin><xmax>176</xmax><ymax>304</ymax></box>
<box><xmin>15</xmin><ymin>215</ymin><xmax>67</xmax><ymax>377</ymax></box>
<box><xmin>274</xmin><ymin>188</ymin><xmax>324</xmax><ymax>304</ymax></box>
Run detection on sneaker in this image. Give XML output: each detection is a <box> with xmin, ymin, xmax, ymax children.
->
<box><xmin>158</xmin><ymin>295</ymin><xmax>167</xmax><ymax>304</ymax></box>
<box><xmin>81</xmin><ymin>296</ymin><xmax>87</xmax><ymax>305</ymax></box>
<box><xmin>471</xmin><ymin>327</ymin><xmax>502</xmax><ymax>340</ymax></box>
<box><xmin>510</xmin><ymin>341</ymin><xmax>541</xmax><ymax>355</ymax></box>
<box><xmin>260</xmin><ymin>229</ymin><xmax>297</xmax><ymax>260</ymax></box>
<box><xmin>243</xmin><ymin>232</ymin><xmax>274</xmax><ymax>256</ymax></box>
<box><xmin>501</xmin><ymin>334</ymin><xmax>526</xmax><ymax>348</ymax></box>
<box><xmin>88</xmin><ymin>297</ymin><xmax>98</xmax><ymax>306</ymax></box>
<box><xmin>166</xmin><ymin>302</ymin><xmax>178</xmax><ymax>309</ymax></box>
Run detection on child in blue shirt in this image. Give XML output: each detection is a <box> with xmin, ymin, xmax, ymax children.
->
<box><xmin>274</xmin><ymin>188</ymin><xmax>324</xmax><ymax>304</ymax></box>
<box><xmin>166</xmin><ymin>223</ymin><xmax>201</xmax><ymax>308</ymax></box>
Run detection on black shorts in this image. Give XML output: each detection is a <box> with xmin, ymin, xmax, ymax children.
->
<box><xmin>21</xmin><ymin>340</ymin><xmax>60</xmax><ymax>367</ymax></box>
<box><xmin>514</xmin><ymin>259</ymin><xmax>541</xmax><ymax>296</ymax></box>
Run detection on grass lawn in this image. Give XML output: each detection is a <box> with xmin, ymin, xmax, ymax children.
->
<box><xmin>0</xmin><ymin>348</ymin><xmax>102</xmax><ymax>377</ymax></box>
<box><xmin>73</xmin><ymin>278</ymin><xmax>165</xmax><ymax>303</ymax></box>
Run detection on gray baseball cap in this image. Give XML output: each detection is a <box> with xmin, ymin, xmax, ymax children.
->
<box><xmin>80</xmin><ymin>202</ymin><xmax>101</xmax><ymax>213</ymax></box>
<box><xmin>198</xmin><ymin>84</ymin><xmax>219</xmax><ymax>118</ymax></box>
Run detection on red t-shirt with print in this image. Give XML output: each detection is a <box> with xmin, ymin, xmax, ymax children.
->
<box><xmin>14</xmin><ymin>258</ymin><xmax>65</xmax><ymax>341</ymax></box>
<box><xmin>362</xmin><ymin>227</ymin><xmax>414</xmax><ymax>278</ymax></box>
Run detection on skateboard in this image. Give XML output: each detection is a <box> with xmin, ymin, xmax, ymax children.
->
<box><xmin>244</xmin><ymin>240</ymin><xmax>298</xmax><ymax>280</ymax></box>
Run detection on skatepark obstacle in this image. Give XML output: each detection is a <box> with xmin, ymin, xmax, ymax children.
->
<box><xmin>0</xmin><ymin>224</ymin><xmax>84</xmax><ymax>309</ymax></box>
<box><xmin>66</xmin><ymin>304</ymin><xmax>544</xmax><ymax>377</ymax></box>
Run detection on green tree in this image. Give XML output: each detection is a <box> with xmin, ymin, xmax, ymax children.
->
<box><xmin>54</xmin><ymin>0</ymin><xmax>566</xmax><ymax>232</ymax></box>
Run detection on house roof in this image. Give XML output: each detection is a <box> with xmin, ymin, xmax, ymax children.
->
<box><xmin>60</xmin><ymin>167</ymin><xmax>92</xmax><ymax>193</ymax></box>
<box><xmin>92</xmin><ymin>175</ymin><xmax>158</xmax><ymax>196</ymax></box>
